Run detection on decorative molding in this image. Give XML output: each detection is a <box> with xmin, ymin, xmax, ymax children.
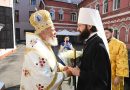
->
<box><xmin>95</xmin><ymin>2</ymin><xmax>99</xmax><ymax>10</ymax></box>
<box><xmin>55</xmin><ymin>26</ymin><xmax>77</xmax><ymax>29</ymax></box>
<box><xmin>46</xmin><ymin>5</ymin><xmax>77</xmax><ymax>10</ymax></box>
<box><xmin>102</xmin><ymin>11</ymin><xmax>130</xmax><ymax>20</ymax></box>
<box><xmin>103</xmin><ymin>17</ymin><xmax>130</xmax><ymax>25</ymax></box>
<box><xmin>119</xmin><ymin>24</ymin><xmax>128</xmax><ymax>42</ymax></box>
<box><xmin>128</xmin><ymin>24</ymin><xmax>130</xmax><ymax>42</ymax></box>
<box><xmin>54</xmin><ymin>23</ymin><xmax>77</xmax><ymax>26</ymax></box>
<box><xmin>128</xmin><ymin>24</ymin><xmax>130</xmax><ymax>29</ymax></box>
<box><xmin>85</xmin><ymin>0</ymin><xmax>98</xmax><ymax>7</ymax></box>
<box><xmin>118</xmin><ymin>22</ymin><xmax>128</xmax><ymax>30</ymax></box>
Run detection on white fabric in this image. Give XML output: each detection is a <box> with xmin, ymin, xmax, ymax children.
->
<box><xmin>58</xmin><ymin>50</ymin><xmax>83</xmax><ymax>66</ymax></box>
<box><xmin>0</xmin><ymin>24</ymin><xmax>4</xmax><ymax>31</ymax></box>
<box><xmin>78</xmin><ymin>8</ymin><xmax>109</xmax><ymax>54</ymax></box>
<box><xmin>20</xmin><ymin>33</ymin><xmax>64</xmax><ymax>90</ymax></box>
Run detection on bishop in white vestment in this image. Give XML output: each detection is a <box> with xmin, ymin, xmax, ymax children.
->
<box><xmin>20</xmin><ymin>10</ymin><xmax>71</xmax><ymax>90</ymax></box>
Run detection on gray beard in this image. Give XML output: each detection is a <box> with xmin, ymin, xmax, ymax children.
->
<box><xmin>47</xmin><ymin>37</ymin><xmax>58</xmax><ymax>46</ymax></box>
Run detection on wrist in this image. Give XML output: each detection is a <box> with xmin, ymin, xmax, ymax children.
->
<box><xmin>63</xmin><ymin>71</ymin><xmax>68</xmax><ymax>78</ymax></box>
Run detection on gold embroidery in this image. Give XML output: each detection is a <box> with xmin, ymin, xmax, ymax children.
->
<box><xmin>25</xmin><ymin>48</ymin><xmax>36</xmax><ymax>54</ymax></box>
<box><xmin>45</xmin><ymin>73</ymin><xmax>57</xmax><ymax>90</ymax></box>
<box><xmin>36</xmin><ymin>84</ymin><xmax>44</xmax><ymax>90</ymax></box>
<box><xmin>23</xmin><ymin>69</ymin><xmax>31</xmax><ymax>77</ymax></box>
<box><xmin>35</xmin><ymin>57</ymin><xmax>46</xmax><ymax>68</ymax></box>
<box><xmin>30</xmin><ymin>39</ymin><xmax>37</xmax><ymax>47</ymax></box>
<box><xmin>35</xmin><ymin>73</ymin><xmax>58</xmax><ymax>90</ymax></box>
<box><xmin>25</xmin><ymin>48</ymin><xmax>31</xmax><ymax>54</ymax></box>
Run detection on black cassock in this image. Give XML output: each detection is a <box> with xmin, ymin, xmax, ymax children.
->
<box><xmin>77</xmin><ymin>34</ymin><xmax>111</xmax><ymax>90</ymax></box>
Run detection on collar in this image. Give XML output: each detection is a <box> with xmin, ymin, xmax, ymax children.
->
<box><xmin>84</xmin><ymin>32</ymin><xmax>97</xmax><ymax>42</ymax></box>
<box><xmin>108</xmin><ymin>37</ymin><xmax>114</xmax><ymax>43</ymax></box>
<box><xmin>37</xmin><ymin>35</ymin><xmax>52</xmax><ymax>50</ymax></box>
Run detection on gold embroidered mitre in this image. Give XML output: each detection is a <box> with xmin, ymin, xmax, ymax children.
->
<box><xmin>29</xmin><ymin>10</ymin><xmax>54</xmax><ymax>34</ymax></box>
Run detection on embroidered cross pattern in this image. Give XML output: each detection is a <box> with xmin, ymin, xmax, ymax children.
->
<box><xmin>36</xmin><ymin>57</ymin><xmax>46</xmax><ymax>67</ymax></box>
<box><xmin>36</xmin><ymin>84</ymin><xmax>44</xmax><ymax>90</ymax></box>
<box><xmin>30</xmin><ymin>39</ymin><xmax>37</xmax><ymax>47</ymax></box>
<box><xmin>23</xmin><ymin>69</ymin><xmax>31</xmax><ymax>77</ymax></box>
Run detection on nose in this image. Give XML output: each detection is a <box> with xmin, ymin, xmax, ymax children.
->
<box><xmin>77</xmin><ymin>27</ymin><xmax>80</xmax><ymax>32</ymax></box>
<box><xmin>53</xmin><ymin>30</ymin><xmax>57</xmax><ymax>36</ymax></box>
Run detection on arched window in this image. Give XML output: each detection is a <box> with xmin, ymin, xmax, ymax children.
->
<box><xmin>128</xmin><ymin>27</ymin><xmax>130</xmax><ymax>43</ymax></box>
<box><xmin>103</xmin><ymin>0</ymin><xmax>108</xmax><ymax>14</ymax></box>
<box><xmin>15</xmin><ymin>10</ymin><xmax>19</xmax><ymax>22</ymax></box>
<box><xmin>113</xmin><ymin>0</ymin><xmax>120</xmax><ymax>10</ymax></box>
<box><xmin>58</xmin><ymin>8</ymin><xmax>64</xmax><ymax>21</ymax></box>
<box><xmin>30</xmin><ymin>0</ymin><xmax>36</xmax><ymax>5</ymax></box>
<box><xmin>50</xmin><ymin>7</ymin><xmax>55</xmax><ymax>20</ymax></box>
<box><xmin>95</xmin><ymin>3</ymin><xmax>100</xmax><ymax>11</ymax></box>
<box><xmin>119</xmin><ymin>27</ymin><xmax>127</xmax><ymax>42</ymax></box>
<box><xmin>113</xmin><ymin>28</ymin><xmax>118</xmax><ymax>39</ymax></box>
<box><xmin>71</xmin><ymin>12</ymin><xmax>77</xmax><ymax>22</ymax></box>
<box><xmin>15</xmin><ymin>0</ymin><xmax>19</xmax><ymax>3</ymax></box>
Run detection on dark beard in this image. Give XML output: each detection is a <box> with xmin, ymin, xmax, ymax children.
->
<box><xmin>79</xmin><ymin>28</ymin><xmax>90</xmax><ymax>42</ymax></box>
<box><xmin>107</xmin><ymin>36</ymin><xmax>112</xmax><ymax>43</ymax></box>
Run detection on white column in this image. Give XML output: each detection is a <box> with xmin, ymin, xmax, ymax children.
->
<box><xmin>11</xmin><ymin>0</ymin><xmax>16</xmax><ymax>49</ymax></box>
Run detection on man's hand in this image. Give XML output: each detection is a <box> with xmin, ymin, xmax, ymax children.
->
<box><xmin>113</xmin><ymin>76</ymin><xmax>122</xmax><ymax>86</ymax></box>
<box><xmin>68</xmin><ymin>67</ymin><xmax>80</xmax><ymax>76</ymax></box>
<box><xmin>63</xmin><ymin>66</ymin><xmax>69</xmax><ymax>71</ymax></box>
<box><xmin>65</xmin><ymin>69</ymin><xmax>72</xmax><ymax>76</ymax></box>
<box><xmin>62</xmin><ymin>66</ymin><xmax>72</xmax><ymax>77</ymax></box>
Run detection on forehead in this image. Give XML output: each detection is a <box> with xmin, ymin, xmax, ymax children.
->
<box><xmin>47</xmin><ymin>27</ymin><xmax>55</xmax><ymax>32</ymax></box>
<box><xmin>104</xmin><ymin>30</ymin><xmax>112</xmax><ymax>34</ymax></box>
<box><xmin>65</xmin><ymin>37</ymin><xmax>69</xmax><ymax>39</ymax></box>
<box><xmin>78</xmin><ymin>24</ymin><xmax>86</xmax><ymax>26</ymax></box>
<box><xmin>41</xmin><ymin>27</ymin><xmax>55</xmax><ymax>35</ymax></box>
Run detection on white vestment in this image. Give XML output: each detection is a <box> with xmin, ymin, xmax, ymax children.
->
<box><xmin>20</xmin><ymin>32</ymin><xmax>65</xmax><ymax>90</ymax></box>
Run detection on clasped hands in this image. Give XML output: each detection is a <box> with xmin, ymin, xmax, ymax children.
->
<box><xmin>63</xmin><ymin>66</ymin><xmax>80</xmax><ymax>76</ymax></box>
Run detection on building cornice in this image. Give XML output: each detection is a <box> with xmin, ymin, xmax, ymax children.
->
<box><xmin>54</xmin><ymin>23</ymin><xmax>77</xmax><ymax>26</ymax></box>
<box><xmin>86</xmin><ymin>0</ymin><xmax>98</xmax><ymax>7</ymax></box>
<box><xmin>55</xmin><ymin>26</ymin><xmax>77</xmax><ymax>29</ymax></box>
<box><xmin>103</xmin><ymin>17</ymin><xmax>130</xmax><ymax>25</ymax></box>
<box><xmin>46</xmin><ymin>5</ymin><xmax>77</xmax><ymax>10</ymax></box>
<box><xmin>102</xmin><ymin>11</ymin><xmax>130</xmax><ymax>20</ymax></box>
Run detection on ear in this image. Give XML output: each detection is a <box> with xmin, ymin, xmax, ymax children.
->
<box><xmin>112</xmin><ymin>31</ymin><xmax>114</xmax><ymax>36</ymax></box>
<box><xmin>87</xmin><ymin>25</ymin><xmax>92</xmax><ymax>30</ymax></box>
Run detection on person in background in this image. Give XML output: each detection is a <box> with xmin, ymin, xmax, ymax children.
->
<box><xmin>58</xmin><ymin>36</ymin><xmax>74</xmax><ymax>87</ymax></box>
<box><xmin>59</xmin><ymin>36</ymin><xmax>74</xmax><ymax>52</ymax></box>
<box><xmin>58</xmin><ymin>36</ymin><xmax>74</xmax><ymax>66</ymax></box>
<box><xmin>104</xmin><ymin>28</ymin><xmax>129</xmax><ymax>90</ymax></box>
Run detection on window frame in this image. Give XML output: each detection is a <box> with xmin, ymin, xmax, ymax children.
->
<box><xmin>113</xmin><ymin>0</ymin><xmax>120</xmax><ymax>10</ymax></box>
<box><xmin>58</xmin><ymin>8</ymin><xmax>64</xmax><ymax>21</ymax></box>
<box><xmin>15</xmin><ymin>10</ymin><xmax>19</xmax><ymax>22</ymax></box>
<box><xmin>30</xmin><ymin>0</ymin><xmax>36</xmax><ymax>5</ymax></box>
<box><xmin>102</xmin><ymin>0</ymin><xmax>108</xmax><ymax>14</ymax></box>
<box><xmin>71</xmin><ymin>12</ymin><xmax>77</xmax><ymax>22</ymax></box>
<box><xmin>50</xmin><ymin>8</ymin><xmax>55</xmax><ymax>20</ymax></box>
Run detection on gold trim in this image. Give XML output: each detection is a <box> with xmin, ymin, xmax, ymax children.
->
<box><xmin>25</xmin><ymin>48</ymin><xmax>38</xmax><ymax>55</ymax></box>
<box><xmin>57</xmin><ymin>82</ymin><xmax>62</xmax><ymax>90</ymax></box>
<box><xmin>45</xmin><ymin>73</ymin><xmax>57</xmax><ymax>90</ymax></box>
